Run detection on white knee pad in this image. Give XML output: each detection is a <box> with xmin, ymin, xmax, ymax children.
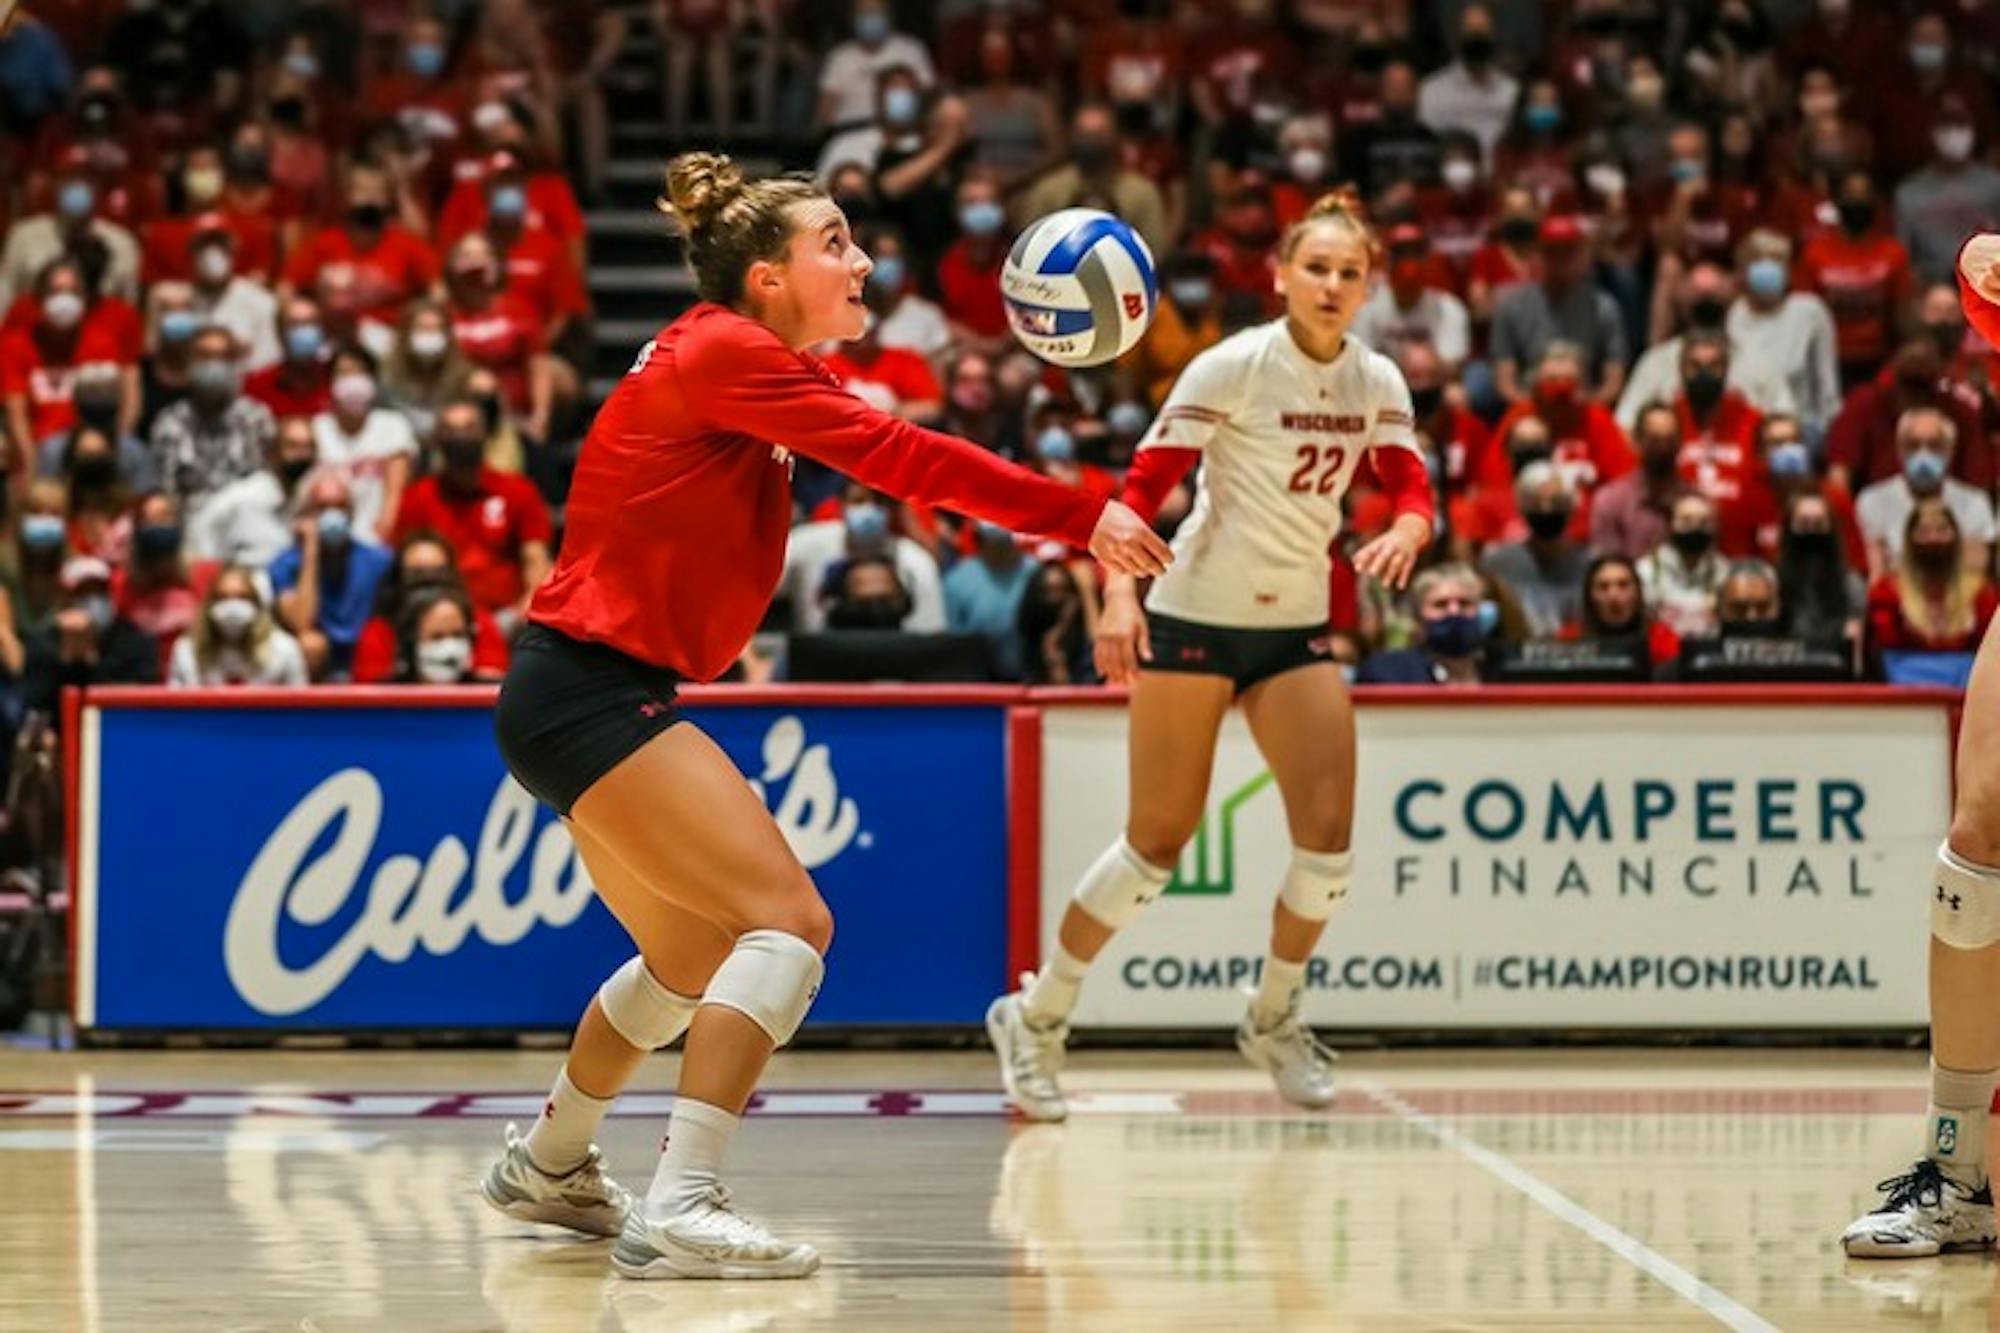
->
<box><xmin>1073</xmin><ymin>836</ymin><xmax>1174</xmax><ymax>930</ymax></box>
<box><xmin>1279</xmin><ymin>848</ymin><xmax>1353</xmax><ymax>922</ymax></box>
<box><xmin>1934</xmin><ymin>843</ymin><xmax>2000</xmax><ymax>949</ymax></box>
<box><xmin>597</xmin><ymin>956</ymin><xmax>700</xmax><ymax>1049</ymax></box>
<box><xmin>700</xmin><ymin>930</ymin><xmax>825</xmax><ymax>1047</ymax></box>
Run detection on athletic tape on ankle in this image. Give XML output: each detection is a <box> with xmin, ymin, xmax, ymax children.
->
<box><xmin>1933</xmin><ymin>844</ymin><xmax>2000</xmax><ymax>950</ymax></box>
<box><xmin>700</xmin><ymin>930</ymin><xmax>824</xmax><ymax>1046</ymax></box>
<box><xmin>1279</xmin><ymin>848</ymin><xmax>1353</xmax><ymax>922</ymax></box>
<box><xmin>1073</xmin><ymin>837</ymin><xmax>1174</xmax><ymax>929</ymax></box>
<box><xmin>597</xmin><ymin>956</ymin><xmax>699</xmax><ymax>1050</ymax></box>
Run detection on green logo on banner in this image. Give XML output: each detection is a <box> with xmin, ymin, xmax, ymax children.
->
<box><xmin>1167</xmin><ymin>770</ymin><xmax>1275</xmax><ymax>896</ymax></box>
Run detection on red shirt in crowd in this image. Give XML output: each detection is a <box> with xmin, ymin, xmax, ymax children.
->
<box><xmin>1798</xmin><ymin>228</ymin><xmax>1914</xmax><ymax>371</ymax></box>
<box><xmin>437</xmin><ymin>171</ymin><xmax>586</xmax><ymax>254</ymax></box>
<box><xmin>393</xmin><ymin>467</ymin><xmax>553</xmax><ymax>612</ymax></box>
<box><xmin>1867</xmin><ymin>576</ymin><xmax>2000</xmax><ymax>652</ymax></box>
<box><xmin>283</xmin><ymin>225</ymin><xmax>440</xmax><ymax>327</ymax></box>
<box><xmin>497</xmin><ymin>226</ymin><xmax>590</xmax><ymax>327</ymax></box>
<box><xmin>936</xmin><ymin>241</ymin><xmax>1010</xmax><ymax>338</ymax></box>
<box><xmin>1484</xmin><ymin>395</ymin><xmax>1635</xmax><ymax>540</ymax></box>
<box><xmin>0</xmin><ymin>296</ymin><xmax>142</xmax><ymax>362</ymax></box>
<box><xmin>245</xmin><ymin>362</ymin><xmax>332</xmax><ymax>420</ymax></box>
<box><xmin>351</xmin><ymin>607</ymin><xmax>512</xmax><ymax>683</ymax></box>
<box><xmin>530</xmin><ymin>304</ymin><xmax>1104</xmax><ymax>680</ymax></box>
<box><xmin>1825</xmin><ymin>370</ymin><xmax>1992</xmax><ymax>492</ymax></box>
<box><xmin>140</xmin><ymin>209</ymin><xmax>280</xmax><ymax>284</ymax></box>
<box><xmin>1673</xmin><ymin>390</ymin><xmax>1769</xmax><ymax>555</ymax></box>
<box><xmin>0</xmin><ymin>323</ymin><xmax>130</xmax><ymax>442</ymax></box>
<box><xmin>819</xmin><ymin>345</ymin><xmax>943</xmax><ymax>417</ymax></box>
<box><xmin>450</xmin><ymin>292</ymin><xmax>545</xmax><ymax>412</ymax></box>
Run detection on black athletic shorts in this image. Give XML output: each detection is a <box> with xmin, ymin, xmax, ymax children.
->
<box><xmin>1144</xmin><ymin>611</ymin><xmax>1335</xmax><ymax>694</ymax></box>
<box><xmin>494</xmin><ymin>623</ymin><xmax>685</xmax><ymax>817</ymax></box>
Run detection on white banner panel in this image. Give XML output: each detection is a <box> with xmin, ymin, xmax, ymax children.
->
<box><xmin>1040</xmin><ymin>703</ymin><xmax>1948</xmax><ymax>1028</ymax></box>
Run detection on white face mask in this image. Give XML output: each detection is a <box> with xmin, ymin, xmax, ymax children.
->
<box><xmin>1584</xmin><ymin>163</ymin><xmax>1627</xmax><ymax>198</ymax></box>
<box><xmin>1441</xmin><ymin>158</ymin><xmax>1479</xmax><ymax>192</ymax></box>
<box><xmin>416</xmin><ymin>635</ymin><xmax>471</xmax><ymax>683</ymax></box>
<box><xmin>43</xmin><ymin>291</ymin><xmax>84</xmax><ymax>330</ymax></box>
<box><xmin>1288</xmin><ymin>147</ymin><xmax>1327</xmax><ymax>182</ymax></box>
<box><xmin>409</xmin><ymin>328</ymin><xmax>449</xmax><ymax>361</ymax></box>
<box><xmin>1937</xmin><ymin>125</ymin><xmax>1977</xmax><ymax>162</ymax></box>
<box><xmin>195</xmin><ymin>245</ymin><xmax>233</xmax><ymax>284</ymax></box>
<box><xmin>209</xmin><ymin>596</ymin><xmax>258</xmax><ymax>637</ymax></box>
<box><xmin>331</xmin><ymin>372</ymin><xmax>376</xmax><ymax>413</ymax></box>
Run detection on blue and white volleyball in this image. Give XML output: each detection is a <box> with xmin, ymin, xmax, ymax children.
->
<box><xmin>1002</xmin><ymin>209</ymin><xmax>1157</xmax><ymax>368</ymax></box>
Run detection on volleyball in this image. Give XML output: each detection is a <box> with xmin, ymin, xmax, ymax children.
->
<box><xmin>1001</xmin><ymin>208</ymin><xmax>1157</xmax><ymax>368</ymax></box>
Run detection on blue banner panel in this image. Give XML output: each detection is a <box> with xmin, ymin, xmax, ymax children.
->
<box><xmin>85</xmin><ymin>702</ymin><xmax>1009</xmax><ymax>1029</ymax></box>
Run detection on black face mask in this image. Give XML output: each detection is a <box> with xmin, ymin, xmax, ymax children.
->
<box><xmin>1721</xmin><ymin>615</ymin><xmax>1781</xmax><ymax>638</ymax></box>
<box><xmin>228</xmin><ymin>147</ymin><xmax>270</xmax><ymax>185</ymax></box>
<box><xmin>440</xmin><ymin>437</ymin><xmax>485</xmax><ymax>473</ymax></box>
<box><xmin>1927</xmin><ymin>324</ymin><xmax>1964</xmax><ymax>360</ymax></box>
<box><xmin>1114</xmin><ymin>100</ymin><xmax>1155</xmax><ymax>135</ymax></box>
<box><xmin>349</xmin><ymin>202</ymin><xmax>388</xmax><ymax>231</ymax></box>
<box><xmin>475</xmin><ymin>395</ymin><xmax>503</xmax><ymax>435</ymax></box>
<box><xmin>1509</xmin><ymin>443</ymin><xmax>1552</xmax><ymax>475</ymax></box>
<box><xmin>829</xmin><ymin>597</ymin><xmax>907</xmax><ymax>630</ymax></box>
<box><xmin>1671</xmin><ymin>528</ymin><xmax>1715</xmax><ymax>560</ymax></box>
<box><xmin>272</xmin><ymin>98</ymin><xmax>307</xmax><ymax>128</ymax></box>
<box><xmin>1688</xmin><ymin>297</ymin><xmax>1728</xmax><ymax>329</ymax></box>
<box><xmin>1409</xmin><ymin>385</ymin><xmax>1444</xmax><ymax>419</ymax></box>
<box><xmin>71</xmin><ymin>453</ymin><xmax>119</xmax><ymax>489</ymax></box>
<box><xmin>74</xmin><ymin>396</ymin><xmax>119</xmax><ymax>433</ymax></box>
<box><xmin>1837</xmin><ymin>200</ymin><xmax>1876</xmax><ymax>235</ymax></box>
<box><xmin>1912</xmin><ymin>541</ymin><xmax>1959</xmax><ymax>575</ymax></box>
<box><xmin>1526</xmin><ymin>509</ymin><xmax>1573</xmax><ymax>541</ymax></box>
<box><xmin>1072</xmin><ymin>138</ymin><xmax>1116</xmax><ymax>173</ymax></box>
<box><xmin>134</xmin><ymin>523</ymin><xmax>182</xmax><ymax>562</ymax></box>
<box><xmin>1684</xmin><ymin>369</ymin><xmax>1725</xmax><ymax>413</ymax></box>
<box><xmin>278</xmin><ymin>457</ymin><xmax>314</xmax><ymax>489</ymax></box>
<box><xmin>1351</xmin><ymin>44</ymin><xmax>1388</xmax><ymax>73</ymax></box>
<box><xmin>1787</xmin><ymin>528</ymin><xmax>1836</xmax><ymax>556</ymax></box>
<box><xmin>1499</xmin><ymin>218</ymin><xmax>1537</xmax><ymax>248</ymax></box>
<box><xmin>1641</xmin><ymin>442</ymin><xmax>1680</xmax><ymax>479</ymax></box>
<box><xmin>1460</xmin><ymin>33</ymin><xmax>1496</xmax><ymax>64</ymax></box>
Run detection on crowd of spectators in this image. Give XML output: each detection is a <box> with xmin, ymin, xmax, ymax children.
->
<box><xmin>4</xmin><ymin>0</ymin><xmax>2000</xmax><ymax>698</ymax></box>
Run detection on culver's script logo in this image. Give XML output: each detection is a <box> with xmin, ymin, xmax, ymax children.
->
<box><xmin>224</xmin><ymin>717</ymin><xmax>862</xmax><ymax>1016</ymax></box>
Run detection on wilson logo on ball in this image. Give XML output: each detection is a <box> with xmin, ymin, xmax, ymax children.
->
<box><xmin>1002</xmin><ymin>208</ymin><xmax>1158</xmax><ymax>368</ymax></box>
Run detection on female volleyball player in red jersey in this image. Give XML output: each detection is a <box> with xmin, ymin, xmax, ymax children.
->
<box><xmin>476</xmin><ymin>152</ymin><xmax>1171</xmax><ymax>1280</ymax></box>
<box><xmin>1843</xmin><ymin>233</ymin><xmax>2000</xmax><ymax>1258</ymax></box>
<box><xmin>986</xmin><ymin>192</ymin><xmax>1435</xmax><ymax>1119</ymax></box>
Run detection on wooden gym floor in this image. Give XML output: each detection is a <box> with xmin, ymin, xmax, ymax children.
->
<box><xmin>0</xmin><ymin>1044</ymin><xmax>1975</xmax><ymax>1331</ymax></box>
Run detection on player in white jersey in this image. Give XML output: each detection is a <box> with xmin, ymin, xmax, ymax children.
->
<box><xmin>986</xmin><ymin>192</ymin><xmax>1436</xmax><ymax>1118</ymax></box>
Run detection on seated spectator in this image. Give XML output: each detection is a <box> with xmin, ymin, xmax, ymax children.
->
<box><xmin>0</xmin><ymin>156</ymin><xmax>140</xmax><ymax>308</ymax></box>
<box><xmin>1826</xmin><ymin>336</ymin><xmax>1992</xmax><ymax>495</ymax></box>
<box><xmin>56</xmin><ymin>423</ymin><xmax>135</xmax><ymax>564</ymax></box>
<box><xmin>9</xmin><ymin>481</ymin><xmax>72</xmax><ymax>638</ymax></box>
<box><xmin>1353</xmin><ymin>224</ymin><xmax>1471</xmax><ymax>370</ymax></box>
<box><xmin>824</xmin><ymin>554</ymin><xmax>915</xmax><ymax>631</ymax></box>
<box><xmin>1358</xmin><ymin>562</ymin><xmax>1491</xmax><ymax>685</ymax></box>
<box><xmin>1590</xmin><ymin>402</ymin><xmax>1680</xmax><ymax>561</ymax></box>
<box><xmin>1491</xmin><ymin>215</ymin><xmax>1628</xmax><ymax>407</ymax></box>
<box><xmin>1618</xmin><ymin>261</ymin><xmax>1785</xmax><ymax>432</ymax></box>
<box><xmin>1466</xmin><ymin>185</ymin><xmax>1540</xmax><ymax>330</ymax></box>
<box><xmin>361</xmin><ymin>16</ymin><xmax>468</xmax><ymax>174</ymax></box>
<box><xmin>1726</xmin><ymin>230</ymin><xmax>1842</xmax><ymax>440</ymax></box>
<box><xmin>816</xmin><ymin>0</ymin><xmax>935</xmax><ymax>136</ymax></box>
<box><xmin>938</xmin><ymin>351</ymin><xmax>1005</xmax><ymax>453</ymax></box>
<box><xmin>1714</xmin><ymin>559</ymin><xmax>1786</xmax><ymax>636</ymax></box>
<box><xmin>246</xmin><ymin>297</ymin><xmax>334</xmax><ymax>421</ymax></box>
<box><xmin>820</xmin><ymin>314</ymin><xmax>943</xmax><ymax>422</ymax></box>
<box><xmin>1018</xmin><ymin>561</ymin><xmax>1095</xmax><ymax>685</ymax></box>
<box><xmin>141</xmin><ymin>145</ymin><xmax>278</xmax><ymax>287</ymax></box>
<box><xmin>1747</xmin><ymin>411</ymin><xmax>1867</xmax><ymax>568</ymax></box>
<box><xmin>1564</xmin><ymin>553</ymin><xmax>1680</xmax><ymax>668</ymax></box>
<box><xmin>478</xmin><ymin>164</ymin><xmax>591</xmax><ymax>358</ymax></box>
<box><xmin>380</xmin><ymin>301</ymin><xmax>476</xmax><ymax>447</ymax></box>
<box><xmin>1</xmin><ymin>255</ymin><xmax>138</xmax><ymax>471</ymax></box>
<box><xmin>1777</xmin><ymin>491</ymin><xmax>1867</xmax><ymax>647</ymax></box>
<box><xmin>391</xmin><ymin>399</ymin><xmax>552</xmax><ymax>627</ymax></box>
<box><xmin>168</xmin><ymin>564</ymin><xmax>307</xmax><ymax>686</ymax></box>
<box><xmin>188</xmin><ymin>414</ymin><xmax>318</xmax><ymax>570</ymax></box>
<box><xmin>352</xmin><ymin>532</ymin><xmax>510</xmax><ymax>685</ymax></box>
<box><xmin>37</xmin><ymin>364</ymin><xmax>155</xmax><ymax>492</ymax></box>
<box><xmin>114</xmin><ymin>492</ymin><xmax>218</xmax><ymax>673</ymax></box>
<box><xmin>437</xmin><ymin>147</ymin><xmax>586</xmax><ymax>274</ymax></box>
<box><xmin>1122</xmin><ymin>250</ymin><xmax>1224</xmax><ymax>407</ymax></box>
<box><xmin>1894</xmin><ymin>93</ymin><xmax>2000</xmax><ymax>288</ymax></box>
<box><xmin>443</xmin><ymin>232</ymin><xmax>561</xmax><ymax>443</ymax></box>
<box><xmin>1868</xmin><ymin>497</ymin><xmax>1999</xmax><ymax>652</ymax></box>
<box><xmin>150</xmin><ymin>324</ymin><xmax>276</xmax><ymax>533</ymax></box>
<box><xmin>937</xmin><ymin>173</ymin><xmax>1014</xmax><ymax>358</ymax></box>
<box><xmin>270</xmin><ymin>472</ymin><xmax>395</xmax><ymax>680</ymax></box>
<box><xmin>312</xmin><ymin>346</ymin><xmax>416</xmax><ymax>545</ymax></box>
<box><xmin>1191</xmin><ymin>183</ymin><xmax>1280</xmax><ymax>319</ymax></box>
<box><xmin>1855</xmin><ymin>405</ymin><xmax>1994</xmax><ymax>579</ymax></box>
<box><xmin>819</xmin><ymin>62</ymin><xmax>940</xmax><ymax>182</ymax></box>
<box><xmin>1639</xmin><ymin>491</ymin><xmax>1729</xmax><ymax>638</ymax></box>
<box><xmin>185</xmin><ymin>217</ymin><xmax>278</xmax><ymax>372</ymax></box>
<box><xmin>139</xmin><ymin>282</ymin><xmax>201</xmax><ymax>431</ymax></box>
<box><xmin>1014</xmin><ymin>102</ymin><xmax>1170</xmax><ymax>258</ymax></box>
<box><xmin>393</xmin><ymin>583</ymin><xmax>483</xmax><ymax>685</ymax></box>
<box><xmin>22</xmin><ymin>555</ymin><xmax>158</xmax><ymax>718</ymax></box>
<box><xmin>1480</xmin><ymin>461</ymin><xmax>1588</xmax><ymax>638</ymax></box>
<box><xmin>946</xmin><ymin>522</ymin><xmax>1038</xmax><ymax>679</ymax></box>
<box><xmin>1798</xmin><ymin>168</ymin><xmax>1914</xmax><ymax>387</ymax></box>
<box><xmin>780</xmin><ymin>484</ymin><xmax>946</xmax><ymax>634</ymax></box>
<box><xmin>282</xmin><ymin>163</ymin><xmax>440</xmax><ymax>335</ymax></box>
<box><xmin>1669</xmin><ymin>329</ymin><xmax>1768</xmax><ymax>554</ymax></box>
<box><xmin>860</xmin><ymin>226</ymin><xmax>951</xmax><ymax>365</ymax></box>
<box><xmin>1487</xmin><ymin>75</ymin><xmax>1573</xmax><ymax>206</ymax></box>
<box><xmin>1418</xmin><ymin>3</ymin><xmax>1517</xmax><ymax>162</ymax></box>
<box><xmin>1487</xmin><ymin>341</ymin><xmax>1634</xmax><ymax>534</ymax></box>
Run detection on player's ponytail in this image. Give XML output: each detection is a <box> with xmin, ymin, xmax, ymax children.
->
<box><xmin>1279</xmin><ymin>184</ymin><xmax>1381</xmax><ymax>267</ymax></box>
<box><xmin>659</xmin><ymin>151</ymin><xmax>822</xmax><ymax>307</ymax></box>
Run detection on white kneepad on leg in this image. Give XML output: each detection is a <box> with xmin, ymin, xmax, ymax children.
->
<box><xmin>1934</xmin><ymin>844</ymin><xmax>2000</xmax><ymax>949</ymax></box>
<box><xmin>1074</xmin><ymin>836</ymin><xmax>1175</xmax><ymax>930</ymax></box>
<box><xmin>701</xmin><ymin>930</ymin><xmax>825</xmax><ymax>1047</ymax></box>
<box><xmin>597</xmin><ymin>955</ymin><xmax>699</xmax><ymax>1049</ymax></box>
<box><xmin>1279</xmin><ymin>848</ymin><xmax>1353</xmax><ymax>922</ymax></box>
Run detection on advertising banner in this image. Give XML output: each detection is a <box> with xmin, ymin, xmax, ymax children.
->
<box><xmin>78</xmin><ymin>697</ymin><xmax>1010</xmax><ymax>1031</ymax></box>
<box><xmin>1040</xmin><ymin>703</ymin><xmax>1950</xmax><ymax>1028</ymax></box>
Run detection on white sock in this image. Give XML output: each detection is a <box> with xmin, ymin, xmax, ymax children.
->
<box><xmin>1926</xmin><ymin>1062</ymin><xmax>1997</xmax><ymax>1185</ymax></box>
<box><xmin>523</xmin><ymin>1066</ymin><xmax>612</xmax><ymax>1175</ymax></box>
<box><xmin>1022</xmin><ymin>944</ymin><xmax>1091</xmax><ymax>1029</ymax></box>
<box><xmin>646</xmin><ymin>1097</ymin><xmax>740</xmax><ymax>1218</ymax></box>
<box><xmin>1251</xmin><ymin>956</ymin><xmax>1308</xmax><ymax>1031</ymax></box>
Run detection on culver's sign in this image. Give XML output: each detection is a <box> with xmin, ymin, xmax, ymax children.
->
<box><xmin>82</xmin><ymin>700</ymin><xmax>1008</xmax><ymax>1030</ymax></box>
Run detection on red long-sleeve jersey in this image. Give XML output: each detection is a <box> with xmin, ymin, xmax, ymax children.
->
<box><xmin>530</xmin><ymin>304</ymin><xmax>1106</xmax><ymax>680</ymax></box>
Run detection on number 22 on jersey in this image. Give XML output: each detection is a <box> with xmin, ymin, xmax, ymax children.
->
<box><xmin>1287</xmin><ymin>443</ymin><xmax>1348</xmax><ymax>496</ymax></box>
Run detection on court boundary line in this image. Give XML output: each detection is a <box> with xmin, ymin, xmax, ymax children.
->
<box><xmin>1357</xmin><ymin>1078</ymin><xmax>1779</xmax><ymax>1333</ymax></box>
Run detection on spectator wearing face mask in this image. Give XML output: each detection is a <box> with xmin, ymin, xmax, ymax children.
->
<box><xmin>823</xmin><ymin>553</ymin><xmax>916</xmax><ymax>634</ymax></box>
<box><xmin>1709</xmin><ymin>559</ymin><xmax>1787</xmax><ymax>638</ymax></box>
<box><xmin>1123</xmin><ymin>251</ymin><xmax>1224</xmax><ymax>408</ymax></box>
<box><xmin>1354</xmin><ymin>225</ymin><xmax>1471</xmax><ymax>370</ymax></box>
<box><xmin>1017</xmin><ymin>560</ymin><xmax>1095</xmax><ymax>685</ymax></box>
<box><xmin>35</xmin><ymin>362</ymin><xmax>154</xmax><ymax>491</ymax></box>
<box><xmin>22</xmin><ymin>555</ymin><xmax>158</xmax><ymax>719</ymax></box>
<box><xmin>946</xmin><ymin>521</ymin><xmax>1038</xmax><ymax>678</ymax></box>
<box><xmin>780</xmin><ymin>485</ymin><xmax>945</xmax><ymax>635</ymax></box>
<box><xmin>140</xmin><ymin>282</ymin><xmax>202</xmax><ymax>430</ymax></box>
<box><xmin>938</xmin><ymin>173</ymin><xmax>1014</xmax><ymax>359</ymax></box>
<box><xmin>271</xmin><ymin>471</ymin><xmax>395</xmax><ymax>680</ymax></box>
<box><xmin>1359</xmin><ymin>562</ymin><xmax>1493</xmax><ymax>685</ymax></box>
<box><xmin>169</xmin><ymin>563</ymin><xmax>306</xmax><ymax>686</ymax></box>
<box><xmin>392</xmin><ymin>582</ymin><xmax>484</xmax><ymax>685</ymax></box>
<box><xmin>1366</xmin><ymin>341</ymin><xmax>1491</xmax><ymax>552</ymax></box>
<box><xmin>1492</xmin><ymin>216</ymin><xmax>1628</xmax><ymax>407</ymax></box>
<box><xmin>1827</xmin><ymin>334</ymin><xmax>1993</xmax><ymax>495</ymax></box>
<box><xmin>392</xmin><ymin>398</ymin><xmax>552</xmax><ymax>627</ymax></box>
<box><xmin>246</xmin><ymin>297</ymin><xmax>334</xmax><ymax>421</ymax></box>
<box><xmin>1015</xmin><ymin>103</ymin><xmax>1170</xmax><ymax>259</ymax></box>
<box><xmin>464</xmin><ymin>159</ymin><xmax>592</xmax><ymax>358</ymax></box>
<box><xmin>1590</xmin><ymin>402</ymin><xmax>1682</xmax><ymax>561</ymax></box>
<box><xmin>1489</xmin><ymin>78</ymin><xmax>1576</xmax><ymax>208</ymax></box>
<box><xmin>938</xmin><ymin>351</ymin><xmax>1003</xmax><ymax>451</ymax></box>
<box><xmin>149</xmin><ymin>324</ymin><xmax>275</xmax><ymax>533</ymax></box>
<box><xmin>438</xmin><ymin>148</ymin><xmax>587</xmax><ymax>274</ymax></box>
<box><xmin>9</xmin><ymin>480</ymin><xmax>72</xmax><ymax>639</ymax></box>
<box><xmin>282</xmin><ymin>165</ymin><xmax>441</xmax><ymax>332</ymax></box>
<box><xmin>381</xmin><ymin>301</ymin><xmax>477</xmax><ymax>446</ymax></box>
<box><xmin>1027</xmin><ymin>405</ymin><xmax>1118</xmax><ymax>505</ymax></box>
<box><xmin>816</xmin><ymin>0</ymin><xmax>935</xmax><ymax>135</ymax></box>
<box><xmin>1725</xmin><ymin>230</ymin><xmax>1842</xmax><ymax>439</ymax></box>
<box><xmin>56</xmin><ymin>424</ymin><xmax>135</xmax><ymax>564</ymax></box>
<box><xmin>1488</xmin><ymin>342</ymin><xmax>1635</xmax><ymax>534</ymax></box>
<box><xmin>184</xmin><ymin>215</ymin><xmax>279</xmax><ymax>373</ymax></box>
<box><xmin>819</xmin><ymin>312</ymin><xmax>944</xmax><ymax>424</ymax></box>
<box><xmin>1799</xmin><ymin>169</ymin><xmax>1915</xmax><ymax>388</ymax></box>
<box><xmin>857</xmin><ymin>225</ymin><xmax>950</xmax><ymax>366</ymax></box>
<box><xmin>188</xmin><ymin>413</ymin><xmax>318</xmax><ymax>569</ymax></box>
<box><xmin>1418</xmin><ymin>4</ymin><xmax>1517</xmax><ymax>163</ymax></box>
<box><xmin>1856</xmin><ymin>406</ymin><xmax>1995</xmax><ymax>580</ymax></box>
<box><xmin>443</xmin><ymin>232</ymin><xmax>561</xmax><ymax>445</ymax></box>
<box><xmin>1744</xmin><ymin>411</ymin><xmax>1867</xmax><ymax>569</ymax></box>
<box><xmin>1467</xmin><ymin>186</ymin><xmax>1540</xmax><ymax>331</ymax></box>
<box><xmin>1868</xmin><ymin>496</ymin><xmax>1999</xmax><ymax>655</ymax></box>
<box><xmin>1777</xmin><ymin>490</ymin><xmax>1866</xmax><ymax>647</ymax></box>
<box><xmin>0</xmin><ymin>162</ymin><xmax>139</xmax><ymax>310</ymax></box>
<box><xmin>1563</xmin><ymin>553</ymin><xmax>1680</xmax><ymax>669</ymax></box>
<box><xmin>0</xmin><ymin>256</ymin><xmax>137</xmax><ymax>470</ymax></box>
<box><xmin>1191</xmin><ymin>183</ymin><xmax>1281</xmax><ymax>317</ymax></box>
<box><xmin>1269</xmin><ymin>114</ymin><xmax>1336</xmax><ymax>234</ymax></box>
<box><xmin>1639</xmin><ymin>491</ymin><xmax>1729</xmax><ymax>638</ymax></box>
<box><xmin>360</xmin><ymin>16</ymin><xmax>466</xmax><ymax>161</ymax></box>
<box><xmin>352</xmin><ymin>532</ymin><xmax>512</xmax><ymax>684</ymax></box>
<box><xmin>310</xmin><ymin>346</ymin><xmax>416</xmax><ymax>545</ymax></box>
<box><xmin>140</xmin><ymin>145</ymin><xmax>279</xmax><ymax>287</ymax></box>
<box><xmin>1895</xmin><ymin>98</ymin><xmax>2000</xmax><ymax>288</ymax></box>
<box><xmin>113</xmin><ymin>491</ymin><xmax>218</xmax><ymax>673</ymax></box>
<box><xmin>1618</xmin><ymin>262</ymin><xmax>1788</xmax><ymax>432</ymax></box>
<box><xmin>1873</xmin><ymin>13</ymin><xmax>1995</xmax><ymax>181</ymax></box>
<box><xmin>1669</xmin><ymin>329</ymin><xmax>1768</xmax><ymax>554</ymax></box>
<box><xmin>1480</xmin><ymin>461</ymin><xmax>1589</xmax><ymax>638</ymax></box>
